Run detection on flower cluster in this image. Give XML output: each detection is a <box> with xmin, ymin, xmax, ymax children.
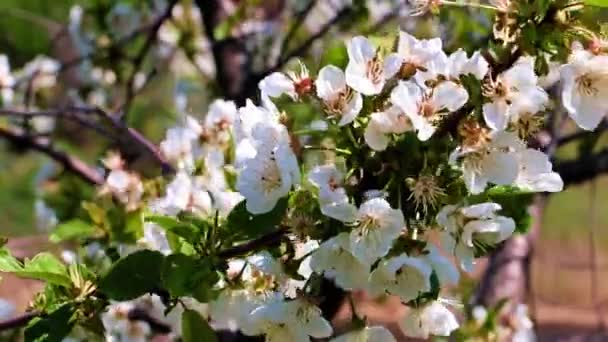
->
<box><xmin>75</xmin><ymin>26</ymin><xmax>608</xmax><ymax>341</ymax></box>
<box><xmin>7</xmin><ymin>1</ymin><xmax>606</xmax><ymax>339</ymax></box>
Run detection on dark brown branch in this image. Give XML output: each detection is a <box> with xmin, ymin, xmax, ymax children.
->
<box><xmin>0</xmin><ymin>106</ymin><xmax>174</xmax><ymax>174</ymax></box>
<box><xmin>262</xmin><ymin>7</ymin><xmax>352</xmax><ymax>77</ymax></box>
<box><xmin>557</xmin><ymin>120</ymin><xmax>608</xmax><ymax>146</ymax></box>
<box><xmin>278</xmin><ymin>0</ymin><xmax>317</xmax><ymax>56</ymax></box>
<box><xmin>555</xmin><ymin>147</ymin><xmax>608</xmax><ymax>186</ymax></box>
<box><xmin>0</xmin><ymin>311</ymin><xmax>41</xmax><ymax>331</ymax></box>
<box><xmin>122</xmin><ymin>0</ymin><xmax>178</xmax><ymax>116</ymax></box>
<box><xmin>0</xmin><ymin>126</ymin><xmax>104</xmax><ymax>185</ymax></box>
<box><xmin>218</xmin><ymin>228</ymin><xmax>287</xmax><ymax>259</ymax></box>
<box><xmin>0</xmin><ymin>308</ymin><xmax>171</xmax><ymax>334</ymax></box>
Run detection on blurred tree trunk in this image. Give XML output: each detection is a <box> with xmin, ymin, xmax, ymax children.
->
<box><xmin>472</xmin><ymin>195</ymin><xmax>547</xmax><ymax>314</ymax></box>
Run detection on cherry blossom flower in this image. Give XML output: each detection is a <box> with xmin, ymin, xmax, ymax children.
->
<box><xmin>345</xmin><ymin>36</ymin><xmax>401</xmax><ymax>95</ymax></box>
<box><xmin>349</xmin><ymin>198</ymin><xmax>405</xmax><ymax>266</ymax></box>
<box><xmin>437</xmin><ymin>202</ymin><xmax>515</xmax><ymax>271</ymax></box>
<box><xmin>482</xmin><ymin>57</ymin><xmax>548</xmax><ymax>131</ymax></box>
<box><xmin>243</xmin><ymin>298</ymin><xmax>333</xmax><ymax>342</ymax></box>
<box><xmin>450</xmin><ymin>130</ymin><xmax>524</xmax><ymax>194</ymax></box>
<box><xmin>368</xmin><ymin>254</ymin><xmax>432</xmax><ymax>301</ymax></box>
<box><xmin>514</xmin><ymin>149</ymin><xmax>563</xmax><ymax>192</ymax></box>
<box><xmin>316</xmin><ymin>65</ymin><xmax>363</xmax><ymax>126</ymax></box>
<box><xmin>309</xmin><ymin>233</ymin><xmax>371</xmax><ymax>291</ymax></box>
<box><xmin>399</xmin><ymin>300</ymin><xmax>459</xmax><ymax>338</ymax></box>
<box><xmin>236</xmin><ymin>121</ymin><xmax>300</xmax><ymax>214</ymax></box>
<box><xmin>259</xmin><ymin>62</ymin><xmax>313</xmax><ymax>100</ymax></box>
<box><xmin>308</xmin><ymin>164</ymin><xmax>357</xmax><ymax>221</ymax></box>
<box><xmin>391</xmin><ymin>80</ymin><xmax>468</xmax><ymax>141</ymax></box>
<box><xmin>395</xmin><ymin>31</ymin><xmax>444</xmax><ymax>78</ymax></box>
<box><xmin>561</xmin><ymin>45</ymin><xmax>608</xmax><ymax>130</ymax></box>
<box><xmin>364</xmin><ymin>105</ymin><xmax>413</xmax><ymax>151</ymax></box>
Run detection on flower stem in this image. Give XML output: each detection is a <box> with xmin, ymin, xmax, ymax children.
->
<box><xmin>440</xmin><ymin>0</ymin><xmax>504</xmax><ymax>12</ymax></box>
<box><xmin>303</xmin><ymin>145</ymin><xmax>352</xmax><ymax>155</ymax></box>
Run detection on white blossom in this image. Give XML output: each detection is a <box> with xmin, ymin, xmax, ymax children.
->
<box><xmin>259</xmin><ymin>62</ymin><xmax>311</xmax><ymax>100</ymax></box>
<box><xmin>102</xmin><ymin>169</ymin><xmax>143</xmax><ymax>211</ymax></box>
<box><xmin>0</xmin><ymin>55</ymin><xmax>14</xmax><ymax>104</ymax></box>
<box><xmin>345</xmin><ymin>36</ymin><xmax>401</xmax><ymax>95</ymax></box>
<box><xmin>309</xmin><ymin>233</ymin><xmax>370</xmax><ymax>291</ymax></box>
<box><xmin>316</xmin><ymin>65</ymin><xmax>363</xmax><ymax>126</ymax></box>
<box><xmin>514</xmin><ymin>149</ymin><xmax>563</xmax><ymax>192</ymax></box>
<box><xmin>399</xmin><ymin>301</ymin><xmax>459</xmax><ymax>338</ymax></box>
<box><xmin>437</xmin><ymin>202</ymin><xmax>516</xmax><ymax>271</ymax></box>
<box><xmin>308</xmin><ymin>164</ymin><xmax>357</xmax><ymax>222</ymax></box>
<box><xmin>160</xmin><ymin>116</ymin><xmax>203</xmax><ymax>171</ymax></box>
<box><xmin>395</xmin><ymin>31</ymin><xmax>444</xmax><ymax>76</ymax></box>
<box><xmin>243</xmin><ymin>298</ymin><xmax>333</xmax><ymax>342</ymax></box>
<box><xmin>152</xmin><ymin>171</ymin><xmax>212</xmax><ymax>216</ymax></box>
<box><xmin>236</xmin><ymin>121</ymin><xmax>300</xmax><ymax>214</ymax></box>
<box><xmin>450</xmin><ymin>131</ymin><xmax>524</xmax><ymax>194</ymax></box>
<box><xmin>561</xmin><ymin>46</ymin><xmax>608</xmax><ymax>130</ymax></box>
<box><xmin>482</xmin><ymin>58</ymin><xmax>548</xmax><ymax>131</ymax></box>
<box><xmin>391</xmin><ymin>80</ymin><xmax>468</xmax><ymax>141</ymax></box>
<box><xmin>368</xmin><ymin>254</ymin><xmax>432</xmax><ymax>301</ymax></box>
<box><xmin>364</xmin><ymin>105</ymin><xmax>413</xmax><ymax>151</ymax></box>
<box><xmin>349</xmin><ymin>198</ymin><xmax>405</xmax><ymax>266</ymax></box>
<box><xmin>330</xmin><ymin>326</ymin><xmax>396</xmax><ymax>342</ymax></box>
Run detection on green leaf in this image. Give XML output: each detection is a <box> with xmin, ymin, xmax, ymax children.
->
<box><xmin>585</xmin><ymin>0</ymin><xmax>608</xmax><ymax>7</ymax></box>
<box><xmin>2</xmin><ymin>253</ymin><xmax>72</xmax><ymax>288</ymax></box>
<box><xmin>50</xmin><ymin>219</ymin><xmax>96</xmax><ymax>243</ymax></box>
<box><xmin>225</xmin><ymin>198</ymin><xmax>288</xmax><ymax>240</ymax></box>
<box><xmin>181</xmin><ymin>309</ymin><xmax>217</xmax><ymax>342</ymax></box>
<box><xmin>146</xmin><ymin>215</ymin><xmax>200</xmax><ymax>243</ymax></box>
<box><xmin>0</xmin><ymin>248</ymin><xmax>23</xmax><ymax>272</ymax></box>
<box><xmin>161</xmin><ymin>254</ymin><xmax>199</xmax><ymax>297</ymax></box>
<box><xmin>24</xmin><ymin>303</ymin><xmax>76</xmax><ymax>342</ymax></box>
<box><xmin>99</xmin><ymin>250</ymin><xmax>164</xmax><ymax>300</ymax></box>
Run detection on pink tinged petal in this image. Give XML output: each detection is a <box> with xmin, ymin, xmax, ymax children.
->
<box><xmin>504</xmin><ymin>60</ymin><xmax>538</xmax><ymax>89</ymax></box>
<box><xmin>460</xmin><ymin>202</ymin><xmax>501</xmax><ymax>218</ymax></box>
<box><xmin>338</xmin><ymin>91</ymin><xmax>363</xmax><ymax>126</ymax></box>
<box><xmin>315</xmin><ymin>65</ymin><xmax>346</xmax><ymax>101</ymax></box>
<box><xmin>347</xmin><ymin>36</ymin><xmax>376</xmax><ymax>65</ymax></box>
<box><xmin>483</xmin><ymin>150</ymin><xmax>519</xmax><ymax>186</ymax></box>
<box><xmin>483</xmin><ymin>100</ymin><xmax>509</xmax><ymax>131</ymax></box>
<box><xmin>304</xmin><ymin>316</ymin><xmax>333</xmax><ymax>338</ymax></box>
<box><xmin>390</xmin><ymin>81</ymin><xmax>423</xmax><ymax>118</ymax></box>
<box><xmin>259</xmin><ymin>72</ymin><xmax>295</xmax><ymax>99</ymax></box>
<box><xmin>364</xmin><ymin>117</ymin><xmax>390</xmax><ymax>151</ymax></box>
<box><xmin>432</xmin><ymin>81</ymin><xmax>468</xmax><ymax>112</ymax></box>
<box><xmin>383</xmin><ymin>53</ymin><xmax>402</xmax><ymax>79</ymax></box>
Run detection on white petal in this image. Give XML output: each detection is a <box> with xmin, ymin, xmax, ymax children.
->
<box><xmin>338</xmin><ymin>91</ymin><xmax>363</xmax><ymax>126</ymax></box>
<box><xmin>316</xmin><ymin>65</ymin><xmax>347</xmax><ymax>101</ymax></box>
<box><xmin>483</xmin><ymin>100</ymin><xmax>509</xmax><ymax>131</ymax></box>
<box><xmin>384</xmin><ymin>53</ymin><xmax>402</xmax><ymax>79</ymax></box>
<box><xmin>259</xmin><ymin>72</ymin><xmax>295</xmax><ymax>99</ymax></box>
<box><xmin>432</xmin><ymin>81</ymin><xmax>468</xmax><ymax>112</ymax></box>
<box><xmin>483</xmin><ymin>150</ymin><xmax>519</xmax><ymax>186</ymax></box>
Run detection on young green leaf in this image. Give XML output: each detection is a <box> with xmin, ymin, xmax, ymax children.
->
<box><xmin>49</xmin><ymin>219</ymin><xmax>96</xmax><ymax>243</ymax></box>
<box><xmin>24</xmin><ymin>303</ymin><xmax>76</xmax><ymax>342</ymax></box>
<box><xmin>225</xmin><ymin>198</ymin><xmax>288</xmax><ymax>240</ymax></box>
<box><xmin>182</xmin><ymin>309</ymin><xmax>218</xmax><ymax>342</ymax></box>
<box><xmin>98</xmin><ymin>250</ymin><xmax>164</xmax><ymax>300</ymax></box>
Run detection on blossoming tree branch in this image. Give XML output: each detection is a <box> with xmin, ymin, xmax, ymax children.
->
<box><xmin>0</xmin><ymin>0</ymin><xmax>606</xmax><ymax>341</ymax></box>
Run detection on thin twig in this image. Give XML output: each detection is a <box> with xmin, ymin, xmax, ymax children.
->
<box><xmin>218</xmin><ymin>228</ymin><xmax>287</xmax><ymax>259</ymax></box>
<box><xmin>0</xmin><ymin>126</ymin><xmax>104</xmax><ymax>185</ymax></box>
<box><xmin>262</xmin><ymin>7</ymin><xmax>352</xmax><ymax>77</ymax></box>
<box><xmin>278</xmin><ymin>0</ymin><xmax>317</xmax><ymax>56</ymax></box>
<box><xmin>121</xmin><ymin>0</ymin><xmax>178</xmax><ymax>117</ymax></box>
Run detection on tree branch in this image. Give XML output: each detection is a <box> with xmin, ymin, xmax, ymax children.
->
<box><xmin>121</xmin><ymin>0</ymin><xmax>178</xmax><ymax>117</ymax></box>
<box><xmin>262</xmin><ymin>7</ymin><xmax>352</xmax><ymax>77</ymax></box>
<box><xmin>555</xmin><ymin>147</ymin><xmax>608</xmax><ymax>186</ymax></box>
<box><xmin>0</xmin><ymin>126</ymin><xmax>104</xmax><ymax>185</ymax></box>
<box><xmin>217</xmin><ymin>228</ymin><xmax>287</xmax><ymax>259</ymax></box>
